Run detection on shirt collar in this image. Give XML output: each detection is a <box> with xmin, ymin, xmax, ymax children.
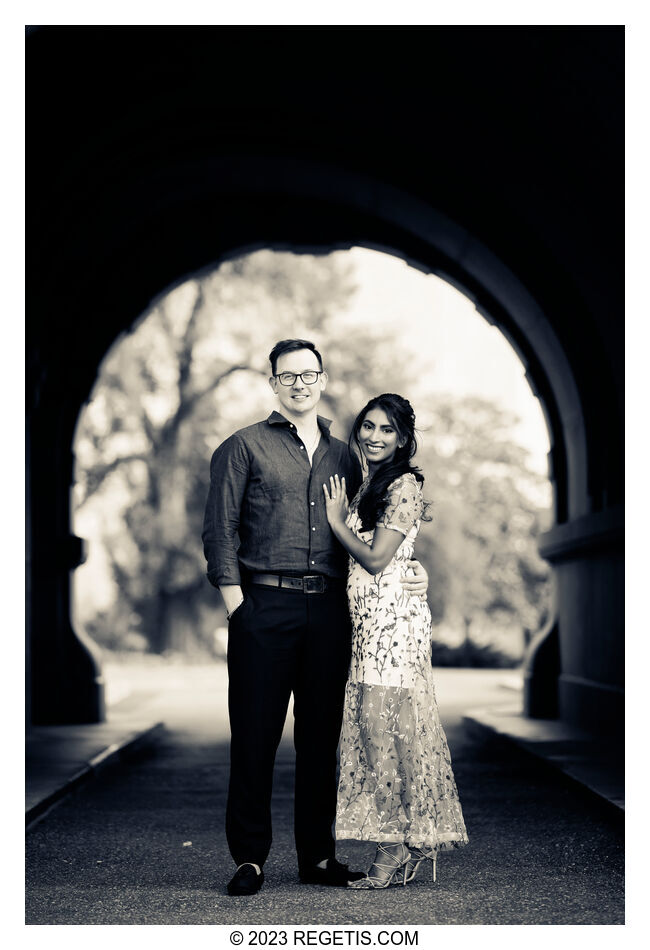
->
<box><xmin>267</xmin><ymin>410</ymin><xmax>332</xmax><ymax>434</ymax></box>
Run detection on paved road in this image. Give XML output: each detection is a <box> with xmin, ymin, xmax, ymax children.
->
<box><xmin>25</xmin><ymin>667</ymin><xmax>623</xmax><ymax>925</ymax></box>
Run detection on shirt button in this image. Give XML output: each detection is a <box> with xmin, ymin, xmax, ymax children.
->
<box><xmin>312</xmin><ymin>527</ymin><xmax>316</xmax><ymax>531</ymax></box>
<box><xmin>300</xmin><ymin>446</ymin><xmax>304</xmax><ymax>450</ymax></box>
<box><xmin>311</xmin><ymin>560</ymin><xmax>315</xmax><ymax>565</ymax></box>
<box><xmin>310</xmin><ymin>501</ymin><xmax>315</xmax><ymax>506</ymax></box>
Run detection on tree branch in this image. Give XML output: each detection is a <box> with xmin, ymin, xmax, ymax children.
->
<box><xmin>167</xmin><ymin>364</ymin><xmax>264</xmax><ymax>435</ymax></box>
<box><xmin>177</xmin><ymin>284</ymin><xmax>204</xmax><ymax>402</ymax></box>
<box><xmin>140</xmin><ymin>406</ymin><xmax>159</xmax><ymax>450</ymax></box>
<box><xmin>77</xmin><ymin>453</ymin><xmax>148</xmax><ymax>508</ymax></box>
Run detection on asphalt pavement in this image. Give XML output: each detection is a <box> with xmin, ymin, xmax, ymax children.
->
<box><xmin>25</xmin><ymin>666</ymin><xmax>624</xmax><ymax>926</ymax></box>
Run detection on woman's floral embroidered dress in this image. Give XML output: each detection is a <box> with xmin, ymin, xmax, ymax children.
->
<box><xmin>336</xmin><ymin>473</ymin><xmax>469</xmax><ymax>853</ymax></box>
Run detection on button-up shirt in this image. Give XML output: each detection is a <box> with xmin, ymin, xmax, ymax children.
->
<box><xmin>202</xmin><ymin>411</ymin><xmax>363</xmax><ymax>587</ymax></box>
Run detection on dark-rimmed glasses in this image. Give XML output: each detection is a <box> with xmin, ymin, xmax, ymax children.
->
<box><xmin>274</xmin><ymin>371</ymin><xmax>323</xmax><ymax>386</ymax></box>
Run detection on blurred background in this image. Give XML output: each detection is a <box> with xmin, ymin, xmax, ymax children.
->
<box><xmin>72</xmin><ymin>246</ymin><xmax>553</xmax><ymax>681</ymax></box>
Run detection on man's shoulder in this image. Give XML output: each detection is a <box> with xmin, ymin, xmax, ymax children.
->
<box><xmin>323</xmin><ymin>426</ymin><xmax>342</xmax><ymax>446</ymax></box>
<box><xmin>327</xmin><ymin>433</ymin><xmax>352</xmax><ymax>454</ymax></box>
<box><xmin>325</xmin><ymin>434</ymin><xmax>358</xmax><ymax>470</ymax></box>
<box><xmin>231</xmin><ymin>419</ymin><xmax>270</xmax><ymax>440</ymax></box>
<box><xmin>211</xmin><ymin>419</ymin><xmax>269</xmax><ymax>457</ymax></box>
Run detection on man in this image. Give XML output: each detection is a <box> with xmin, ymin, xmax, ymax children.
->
<box><xmin>202</xmin><ymin>339</ymin><xmax>428</xmax><ymax>895</ymax></box>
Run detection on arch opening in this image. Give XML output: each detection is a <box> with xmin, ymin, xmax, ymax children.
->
<box><xmin>73</xmin><ymin>245</ymin><xmax>555</xmax><ymax>688</ymax></box>
<box><xmin>29</xmin><ymin>161</ymin><xmax>618</xmax><ymax>734</ymax></box>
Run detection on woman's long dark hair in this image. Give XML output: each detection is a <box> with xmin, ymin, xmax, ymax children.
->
<box><xmin>350</xmin><ymin>393</ymin><xmax>431</xmax><ymax>532</ymax></box>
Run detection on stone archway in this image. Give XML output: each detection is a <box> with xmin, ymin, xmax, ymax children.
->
<box><xmin>30</xmin><ymin>159</ymin><xmax>609</xmax><ymax>728</ymax></box>
<box><xmin>27</xmin><ymin>27</ymin><xmax>623</xmax><ymax>735</ymax></box>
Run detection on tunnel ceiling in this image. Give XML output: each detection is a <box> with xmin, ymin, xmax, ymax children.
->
<box><xmin>26</xmin><ymin>26</ymin><xmax>624</xmax><ymax>509</ymax></box>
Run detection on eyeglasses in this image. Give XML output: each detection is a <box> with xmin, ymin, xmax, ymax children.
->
<box><xmin>274</xmin><ymin>371</ymin><xmax>323</xmax><ymax>386</ymax></box>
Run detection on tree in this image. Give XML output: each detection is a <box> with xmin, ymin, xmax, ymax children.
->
<box><xmin>74</xmin><ymin>250</ymin><xmax>552</xmax><ymax>664</ymax></box>
<box><xmin>413</xmin><ymin>396</ymin><xmax>552</xmax><ymax>664</ymax></box>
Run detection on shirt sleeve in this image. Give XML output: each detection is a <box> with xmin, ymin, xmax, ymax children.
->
<box><xmin>201</xmin><ymin>433</ymin><xmax>250</xmax><ymax>587</ymax></box>
<box><xmin>379</xmin><ymin>474</ymin><xmax>424</xmax><ymax>536</ymax></box>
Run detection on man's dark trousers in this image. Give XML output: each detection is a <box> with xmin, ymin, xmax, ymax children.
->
<box><xmin>226</xmin><ymin>580</ymin><xmax>352</xmax><ymax>871</ymax></box>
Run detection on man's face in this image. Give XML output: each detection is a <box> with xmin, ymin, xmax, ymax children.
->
<box><xmin>269</xmin><ymin>348</ymin><xmax>328</xmax><ymax>417</ymax></box>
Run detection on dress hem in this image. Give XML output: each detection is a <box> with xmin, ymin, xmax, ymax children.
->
<box><xmin>335</xmin><ymin>831</ymin><xmax>469</xmax><ymax>851</ymax></box>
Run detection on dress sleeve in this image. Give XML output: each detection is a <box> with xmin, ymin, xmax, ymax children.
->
<box><xmin>379</xmin><ymin>474</ymin><xmax>424</xmax><ymax>536</ymax></box>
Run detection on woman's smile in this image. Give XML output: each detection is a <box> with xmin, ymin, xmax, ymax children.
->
<box><xmin>359</xmin><ymin>408</ymin><xmax>401</xmax><ymax>465</ymax></box>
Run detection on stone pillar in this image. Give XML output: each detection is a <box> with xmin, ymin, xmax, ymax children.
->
<box><xmin>27</xmin><ymin>394</ymin><xmax>105</xmax><ymax>725</ymax></box>
<box><xmin>523</xmin><ymin>619</ymin><xmax>560</xmax><ymax>719</ymax></box>
<box><xmin>537</xmin><ymin>506</ymin><xmax>624</xmax><ymax>737</ymax></box>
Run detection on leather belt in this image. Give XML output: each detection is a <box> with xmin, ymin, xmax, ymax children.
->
<box><xmin>249</xmin><ymin>572</ymin><xmax>337</xmax><ymax>594</ymax></box>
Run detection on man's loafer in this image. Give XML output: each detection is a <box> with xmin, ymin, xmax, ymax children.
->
<box><xmin>299</xmin><ymin>857</ymin><xmax>365</xmax><ymax>886</ymax></box>
<box><xmin>227</xmin><ymin>863</ymin><xmax>264</xmax><ymax>896</ymax></box>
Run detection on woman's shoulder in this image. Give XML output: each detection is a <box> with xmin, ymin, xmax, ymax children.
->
<box><xmin>386</xmin><ymin>471</ymin><xmax>422</xmax><ymax>496</ymax></box>
<box><xmin>380</xmin><ymin>472</ymin><xmax>424</xmax><ymax>533</ymax></box>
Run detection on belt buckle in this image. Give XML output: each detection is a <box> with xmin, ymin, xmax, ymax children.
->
<box><xmin>303</xmin><ymin>574</ymin><xmax>325</xmax><ymax>594</ymax></box>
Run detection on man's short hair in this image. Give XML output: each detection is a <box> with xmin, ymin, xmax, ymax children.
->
<box><xmin>269</xmin><ymin>339</ymin><xmax>324</xmax><ymax>376</ymax></box>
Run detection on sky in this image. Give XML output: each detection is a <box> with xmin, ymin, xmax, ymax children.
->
<box><xmin>337</xmin><ymin>247</ymin><xmax>551</xmax><ymax>476</ymax></box>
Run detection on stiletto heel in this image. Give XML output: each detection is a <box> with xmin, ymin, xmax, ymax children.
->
<box><xmin>403</xmin><ymin>846</ymin><xmax>438</xmax><ymax>884</ymax></box>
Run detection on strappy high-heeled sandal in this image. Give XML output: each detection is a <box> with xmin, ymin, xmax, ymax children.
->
<box><xmin>347</xmin><ymin>844</ymin><xmax>412</xmax><ymax>889</ymax></box>
<box><xmin>400</xmin><ymin>846</ymin><xmax>438</xmax><ymax>884</ymax></box>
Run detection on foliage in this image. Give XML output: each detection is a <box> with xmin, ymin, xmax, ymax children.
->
<box><xmin>413</xmin><ymin>396</ymin><xmax>552</xmax><ymax>665</ymax></box>
<box><xmin>74</xmin><ymin>250</ymin><xmax>551</xmax><ymax>664</ymax></box>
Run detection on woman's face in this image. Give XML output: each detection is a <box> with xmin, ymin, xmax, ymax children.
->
<box><xmin>358</xmin><ymin>407</ymin><xmax>402</xmax><ymax>467</ymax></box>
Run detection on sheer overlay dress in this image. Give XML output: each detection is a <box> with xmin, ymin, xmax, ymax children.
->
<box><xmin>335</xmin><ymin>473</ymin><xmax>469</xmax><ymax>854</ymax></box>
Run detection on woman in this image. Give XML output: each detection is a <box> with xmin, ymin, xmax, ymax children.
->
<box><xmin>323</xmin><ymin>394</ymin><xmax>468</xmax><ymax>889</ymax></box>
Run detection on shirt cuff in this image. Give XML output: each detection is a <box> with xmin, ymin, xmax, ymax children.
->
<box><xmin>206</xmin><ymin>566</ymin><xmax>242</xmax><ymax>588</ymax></box>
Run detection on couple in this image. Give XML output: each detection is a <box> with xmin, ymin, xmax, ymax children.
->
<box><xmin>202</xmin><ymin>338</ymin><xmax>467</xmax><ymax>896</ymax></box>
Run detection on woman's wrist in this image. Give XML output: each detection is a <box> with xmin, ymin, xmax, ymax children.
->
<box><xmin>329</xmin><ymin>517</ymin><xmax>348</xmax><ymax>539</ymax></box>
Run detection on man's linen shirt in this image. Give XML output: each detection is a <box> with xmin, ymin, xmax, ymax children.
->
<box><xmin>202</xmin><ymin>411</ymin><xmax>362</xmax><ymax>587</ymax></box>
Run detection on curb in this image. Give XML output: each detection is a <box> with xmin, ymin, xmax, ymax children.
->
<box><xmin>26</xmin><ymin>722</ymin><xmax>165</xmax><ymax>831</ymax></box>
<box><xmin>463</xmin><ymin>711</ymin><xmax>624</xmax><ymax>821</ymax></box>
